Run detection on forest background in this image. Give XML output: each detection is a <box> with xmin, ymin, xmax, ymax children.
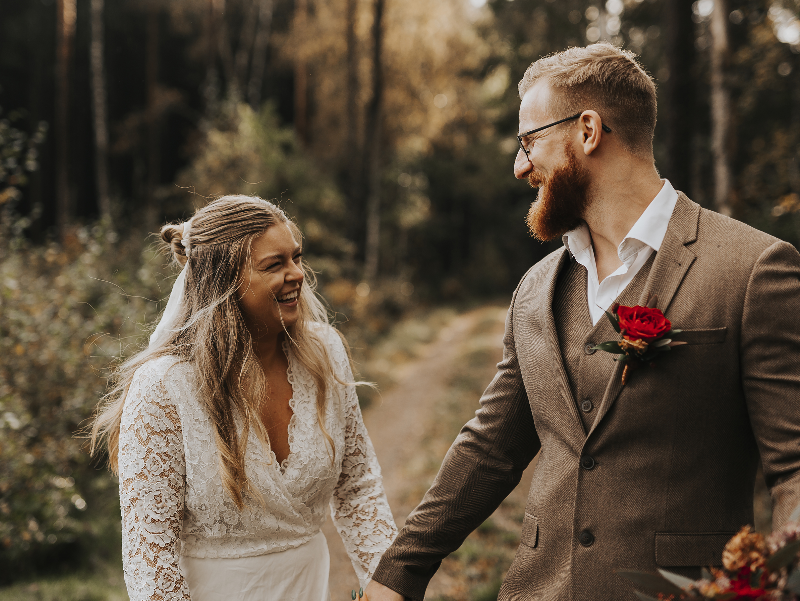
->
<box><xmin>1</xmin><ymin>0</ymin><xmax>799</xmax><ymax>597</ymax></box>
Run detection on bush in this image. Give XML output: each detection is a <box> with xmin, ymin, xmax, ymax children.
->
<box><xmin>0</xmin><ymin>215</ymin><xmax>172</xmax><ymax>582</ymax></box>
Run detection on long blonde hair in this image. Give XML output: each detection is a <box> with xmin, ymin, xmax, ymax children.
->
<box><xmin>91</xmin><ymin>195</ymin><xmax>346</xmax><ymax>509</ymax></box>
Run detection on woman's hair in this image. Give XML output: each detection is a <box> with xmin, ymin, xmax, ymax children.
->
<box><xmin>91</xmin><ymin>195</ymin><xmax>346</xmax><ymax>509</ymax></box>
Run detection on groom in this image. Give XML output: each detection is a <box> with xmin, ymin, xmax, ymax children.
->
<box><xmin>367</xmin><ymin>43</ymin><xmax>800</xmax><ymax>600</ymax></box>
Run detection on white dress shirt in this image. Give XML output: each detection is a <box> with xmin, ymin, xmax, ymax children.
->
<box><xmin>562</xmin><ymin>180</ymin><xmax>679</xmax><ymax>325</ymax></box>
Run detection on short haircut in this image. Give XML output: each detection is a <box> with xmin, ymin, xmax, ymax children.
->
<box><xmin>518</xmin><ymin>43</ymin><xmax>657</xmax><ymax>158</ymax></box>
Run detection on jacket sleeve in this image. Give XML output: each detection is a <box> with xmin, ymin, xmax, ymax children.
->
<box><xmin>118</xmin><ymin>362</ymin><xmax>190</xmax><ymax>601</ymax></box>
<box><xmin>741</xmin><ymin>240</ymin><xmax>800</xmax><ymax>529</ymax></box>
<box><xmin>370</xmin><ymin>288</ymin><xmax>541</xmax><ymax>600</ymax></box>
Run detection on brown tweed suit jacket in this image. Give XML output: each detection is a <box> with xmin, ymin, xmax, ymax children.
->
<box><xmin>371</xmin><ymin>194</ymin><xmax>800</xmax><ymax>600</ymax></box>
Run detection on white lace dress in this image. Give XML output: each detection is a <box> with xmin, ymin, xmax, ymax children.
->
<box><xmin>118</xmin><ymin>325</ymin><xmax>397</xmax><ymax>601</ymax></box>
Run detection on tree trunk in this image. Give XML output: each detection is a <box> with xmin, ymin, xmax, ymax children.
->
<box><xmin>90</xmin><ymin>0</ymin><xmax>112</xmax><ymax>224</ymax></box>
<box><xmin>145</xmin><ymin>4</ymin><xmax>160</xmax><ymax>228</ymax></box>
<box><xmin>234</xmin><ymin>0</ymin><xmax>260</xmax><ymax>100</ymax></box>
<box><xmin>664</xmin><ymin>0</ymin><xmax>696</xmax><ymax>196</ymax></box>
<box><xmin>294</xmin><ymin>0</ymin><xmax>309</xmax><ymax>144</ymax></box>
<box><xmin>55</xmin><ymin>0</ymin><xmax>76</xmax><ymax>240</ymax></box>
<box><xmin>248</xmin><ymin>0</ymin><xmax>274</xmax><ymax>108</ymax></box>
<box><xmin>710</xmin><ymin>0</ymin><xmax>734</xmax><ymax>216</ymax></box>
<box><xmin>345</xmin><ymin>0</ymin><xmax>360</xmax><ymax>213</ymax></box>
<box><xmin>363</xmin><ymin>0</ymin><xmax>384</xmax><ymax>282</ymax></box>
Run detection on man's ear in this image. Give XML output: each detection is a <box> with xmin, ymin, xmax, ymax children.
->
<box><xmin>578</xmin><ymin>110</ymin><xmax>606</xmax><ymax>156</ymax></box>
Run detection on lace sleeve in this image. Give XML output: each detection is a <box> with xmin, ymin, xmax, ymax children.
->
<box><xmin>119</xmin><ymin>361</ymin><xmax>191</xmax><ymax>601</ymax></box>
<box><xmin>328</xmin><ymin>336</ymin><xmax>398</xmax><ymax>590</ymax></box>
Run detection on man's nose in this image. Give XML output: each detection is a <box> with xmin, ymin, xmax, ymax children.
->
<box><xmin>514</xmin><ymin>149</ymin><xmax>532</xmax><ymax>180</ymax></box>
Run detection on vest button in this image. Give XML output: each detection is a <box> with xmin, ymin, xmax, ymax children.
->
<box><xmin>581</xmin><ymin>456</ymin><xmax>596</xmax><ymax>470</ymax></box>
<box><xmin>579</xmin><ymin>529</ymin><xmax>595</xmax><ymax>547</ymax></box>
<box><xmin>584</xmin><ymin>343</ymin><xmax>597</xmax><ymax>355</ymax></box>
<box><xmin>581</xmin><ymin>399</ymin><xmax>593</xmax><ymax>412</ymax></box>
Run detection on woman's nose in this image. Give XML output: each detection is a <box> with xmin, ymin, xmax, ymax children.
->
<box><xmin>288</xmin><ymin>262</ymin><xmax>304</xmax><ymax>281</ymax></box>
<box><xmin>514</xmin><ymin>149</ymin><xmax>532</xmax><ymax>180</ymax></box>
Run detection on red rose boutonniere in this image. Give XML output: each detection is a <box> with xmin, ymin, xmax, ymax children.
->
<box><xmin>592</xmin><ymin>296</ymin><xmax>686</xmax><ymax>385</ymax></box>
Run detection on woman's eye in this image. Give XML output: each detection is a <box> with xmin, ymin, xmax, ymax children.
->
<box><xmin>293</xmin><ymin>253</ymin><xmax>303</xmax><ymax>263</ymax></box>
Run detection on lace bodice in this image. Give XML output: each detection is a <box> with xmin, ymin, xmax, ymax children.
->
<box><xmin>118</xmin><ymin>324</ymin><xmax>397</xmax><ymax>600</ymax></box>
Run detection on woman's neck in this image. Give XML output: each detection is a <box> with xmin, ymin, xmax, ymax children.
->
<box><xmin>251</xmin><ymin>330</ymin><xmax>286</xmax><ymax>369</ymax></box>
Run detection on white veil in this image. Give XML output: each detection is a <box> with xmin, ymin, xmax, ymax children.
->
<box><xmin>148</xmin><ymin>219</ymin><xmax>192</xmax><ymax>348</ymax></box>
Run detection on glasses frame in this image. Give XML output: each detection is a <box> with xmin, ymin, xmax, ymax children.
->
<box><xmin>517</xmin><ymin>112</ymin><xmax>612</xmax><ymax>160</ymax></box>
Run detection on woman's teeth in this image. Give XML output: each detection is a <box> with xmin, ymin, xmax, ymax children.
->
<box><xmin>277</xmin><ymin>290</ymin><xmax>299</xmax><ymax>303</ymax></box>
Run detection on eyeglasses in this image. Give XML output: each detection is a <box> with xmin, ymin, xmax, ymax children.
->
<box><xmin>517</xmin><ymin>112</ymin><xmax>612</xmax><ymax>160</ymax></box>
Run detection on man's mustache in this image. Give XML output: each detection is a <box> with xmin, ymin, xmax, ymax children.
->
<box><xmin>527</xmin><ymin>171</ymin><xmax>545</xmax><ymax>192</ymax></box>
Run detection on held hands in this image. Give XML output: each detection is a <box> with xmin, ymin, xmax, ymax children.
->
<box><xmin>364</xmin><ymin>580</ymin><xmax>404</xmax><ymax>601</ymax></box>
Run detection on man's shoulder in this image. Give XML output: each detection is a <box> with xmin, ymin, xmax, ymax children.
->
<box><xmin>512</xmin><ymin>246</ymin><xmax>567</xmax><ymax>304</ymax></box>
<box><xmin>692</xmin><ymin>203</ymin><xmax>792</xmax><ymax>273</ymax></box>
<box><xmin>695</xmin><ymin>204</ymin><xmax>779</xmax><ymax>251</ymax></box>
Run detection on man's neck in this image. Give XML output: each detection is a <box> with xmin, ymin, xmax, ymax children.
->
<box><xmin>583</xmin><ymin>160</ymin><xmax>663</xmax><ymax>282</ymax></box>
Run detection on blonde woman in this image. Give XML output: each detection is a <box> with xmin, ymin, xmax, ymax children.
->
<box><xmin>91</xmin><ymin>196</ymin><xmax>396</xmax><ymax>601</ymax></box>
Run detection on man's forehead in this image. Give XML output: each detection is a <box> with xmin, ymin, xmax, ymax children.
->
<box><xmin>519</xmin><ymin>81</ymin><xmax>553</xmax><ymax>131</ymax></box>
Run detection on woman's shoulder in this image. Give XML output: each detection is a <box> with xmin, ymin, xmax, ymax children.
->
<box><xmin>131</xmin><ymin>354</ymin><xmax>188</xmax><ymax>385</ymax></box>
<box><xmin>306</xmin><ymin>321</ymin><xmax>346</xmax><ymax>352</ymax></box>
<box><xmin>128</xmin><ymin>355</ymin><xmax>195</xmax><ymax>410</ymax></box>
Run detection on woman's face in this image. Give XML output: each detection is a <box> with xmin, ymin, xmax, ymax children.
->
<box><xmin>237</xmin><ymin>223</ymin><xmax>304</xmax><ymax>339</ymax></box>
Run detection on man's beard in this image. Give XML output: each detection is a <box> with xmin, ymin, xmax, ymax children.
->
<box><xmin>525</xmin><ymin>143</ymin><xmax>592</xmax><ymax>242</ymax></box>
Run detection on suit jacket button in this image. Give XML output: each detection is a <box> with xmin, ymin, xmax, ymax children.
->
<box><xmin>579</xmin><ymin>529</ymin><xmax>595</xmax><ymax>547</ymax></box>
<box><xmin>581</xmin><ymin>399</ymin><xmax>593</xmax><ymax>412</ymax></box>
<box><xmin>581</xmin><ymin>456</ymin><xmax>595</xmax><ymax>470</ymax></box>
<box><xmin>584</xmin><ymin>343</ymin><xmax>597</xmax><ymax>355</ymax></box>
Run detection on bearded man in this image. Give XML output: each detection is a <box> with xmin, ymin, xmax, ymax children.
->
<box><xmin>366</xmin><ymin>44</ymin><xmax>800</xmax><ymax>600</ymax></box>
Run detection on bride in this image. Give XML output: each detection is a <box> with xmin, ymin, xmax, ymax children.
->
<box><xmin>91</xmin><ymin>195</ymin><xmax>396</xmax><ymax>600</ymax></box>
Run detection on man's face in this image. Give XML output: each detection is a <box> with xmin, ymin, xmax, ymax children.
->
<box><xmin>515</xmin><ymin>82</ymin><xmax>592</xmax><ymax>241</ymax></box>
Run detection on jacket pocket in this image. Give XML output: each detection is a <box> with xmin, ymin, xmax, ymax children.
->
<box><xmin>655</xmin><ymin>532</ymin><xmax>736</xmax><ymax>567</ymax></box>
<box><xmin>675</xmin><ymin>327</ymin><xmax>728</xmax><ymax>345</ymax></box>
<box><xmin>521</xmin><ymin>513</ymin><xmax>539</xmax><ymax>549</ymax></box>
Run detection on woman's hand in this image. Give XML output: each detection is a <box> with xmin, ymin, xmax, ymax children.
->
<box><xmin>351</xmin><ymin>587</ymin><xmax>369</xmax><ymax>600</ymax></box>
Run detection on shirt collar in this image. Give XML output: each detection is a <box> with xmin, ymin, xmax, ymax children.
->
<box><xmin>562</xmin><ymin>179</ymin><xmax>679</xmax><ymax>262</ymax></box>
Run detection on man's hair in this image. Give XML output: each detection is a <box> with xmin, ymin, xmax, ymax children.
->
<box><xmin>518</xmin><ymin>43</ymin><xmax>657</xmax><ymax>158</ymax></box>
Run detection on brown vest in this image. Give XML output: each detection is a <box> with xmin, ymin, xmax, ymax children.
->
<box><xmin>553</xmin><ymin>253</ymin><xmax>656</xmax><ymax>433</ymax></box>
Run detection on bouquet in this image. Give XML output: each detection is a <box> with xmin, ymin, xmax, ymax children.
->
<box><xmin>619</xmin><ymin>507</ymin><xmax>800</xmax><ymax>600</ymax></box>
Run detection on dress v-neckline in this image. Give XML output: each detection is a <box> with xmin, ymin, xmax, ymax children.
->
<box><xmin>270</xmin><ymin>340</ymin><xmax>297</xmax><ymax>476</ymax></box>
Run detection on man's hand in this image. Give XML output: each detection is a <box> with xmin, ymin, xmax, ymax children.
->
<box><xmin>365</xmin><ymin>580</ymin><xmax>404</xmax><ymax>601</ymax></box>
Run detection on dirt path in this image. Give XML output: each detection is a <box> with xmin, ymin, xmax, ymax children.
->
<box><xmin>323</xmin><ymin>305</ymin><xmax>537</xmax><ymax>600</ymax></box>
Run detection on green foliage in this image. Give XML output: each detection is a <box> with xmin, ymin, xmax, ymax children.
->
<box><xmin>0</xmin><ymin>215</ymin><xmax>173</xmax><ymax>580</ymax></box>
<box><xmin>0</xmin><ymin>107</ymin><xmax>46</xmax><ymax>207</ymax></box>
<box><xmin>176</xmin><ymin>100</ymin><xmax>356</xmax><ymax>280</ymax></box>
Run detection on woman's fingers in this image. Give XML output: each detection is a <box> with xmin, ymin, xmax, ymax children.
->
<box><xmin>350</xmin><ymin>587</ymin><xmax>369</xmax><ymax>600</ymax></box>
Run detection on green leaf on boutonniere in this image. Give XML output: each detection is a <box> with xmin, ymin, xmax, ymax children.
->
<box><xmin>653</xmin><ymin>338</ymin><xmax>672</xmax><ymax>348</ymax></box>
<box><xmin>669</xmin><ymin>329</ymin><xmax>682</xmax><ymax>335</ymax></box>
<box><xmin>766</xmin><ymin>538</ymin><xmax>800</xmax><ymax>570</ymax></box>
<box><xmin>669</xmin><ymin>341</ymin><xmax>688</xmax><ymax>347</ymax></box>
<box><xmin>614</xmin><ymin>354</ymin><xmax>629</xmax><ymax>364</ymax></box>
<box><xmin>604</xmin><ymin>310</ymin><xmax>621</xmax><ymax>333</ymax></box>
<box><xmin>701</xmin><ymin>568</ymin><xmax>714</xmax><ymax>581</ymax></box>
<box><xmin>593</xmin><ymin>341</ymin><xmax>623</xmax><ymax>354</ymax></box>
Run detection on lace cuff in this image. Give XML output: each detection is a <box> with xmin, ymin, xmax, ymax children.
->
<box><xmin>328</xmin><ymin>338</ymin><xmax>398</xmax><ymax>589</ymax></box>
<box><xmin>119</xmin><ymin>360</ymin><xmax>191</xmax><ymax>601</ymax></box>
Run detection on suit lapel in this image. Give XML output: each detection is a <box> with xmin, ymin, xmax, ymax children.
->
<box><xmin>589</xmin><ymin>193</ymin><xmax>701</xmax><ymax>433</ymax></box>
<box><xmin>535</xmin><ymin>248</ymin><xmax>588</xmax><ymax>442</ymax></box>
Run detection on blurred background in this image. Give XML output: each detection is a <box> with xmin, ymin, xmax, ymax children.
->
<box><xmin>0</xmin><ymin>0</ymin><xmax>798</xmax><ymax>598</ymax></box>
